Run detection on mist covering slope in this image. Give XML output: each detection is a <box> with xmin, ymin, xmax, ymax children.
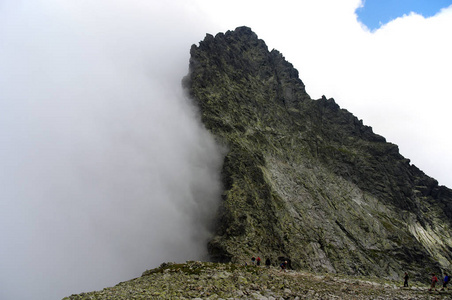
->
<box><xmin>183</xmin><ymin>26</ymin><xmax>452</xmax><ymax>281</ymax></box>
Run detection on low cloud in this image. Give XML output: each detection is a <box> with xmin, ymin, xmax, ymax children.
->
<box><xmin>0</xmin><ymin>1</ymin><xmax>223</xmax><ymax>299</ymax></box>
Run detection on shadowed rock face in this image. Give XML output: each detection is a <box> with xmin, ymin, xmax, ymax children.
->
<box><xmin>183</xmin><ymin>26</ymin><xmax>452</xmax><ymax>281</ymax></box>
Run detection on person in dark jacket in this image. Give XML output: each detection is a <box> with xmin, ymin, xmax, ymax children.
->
<box><xmin>280</xmin><ymin>261</ymin><xmax>287</xmax><ymax>272</ymax></box>
<box><xmin>403</xmin><ymin>272</ymin><xmax>409</xmax><ymax>287</ymax></box>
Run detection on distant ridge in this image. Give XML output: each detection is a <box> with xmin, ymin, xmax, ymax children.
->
<box><xmin>184</xmin><ymin>26</ymin><xmax>452</xmax><ymax>281</ymax></box>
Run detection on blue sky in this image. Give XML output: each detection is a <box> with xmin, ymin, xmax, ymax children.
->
<box><xmin>357</xmin><ymin>0</ymin><xmax>452</xmax><ymax>30</ymax></box>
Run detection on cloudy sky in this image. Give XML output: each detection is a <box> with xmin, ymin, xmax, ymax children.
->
<box><xmin>0</xmin><ymin>0</ymin><xmax>451</xmax><ymax>299</ymax></box>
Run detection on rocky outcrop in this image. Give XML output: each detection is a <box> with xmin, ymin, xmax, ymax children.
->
<box><xmin>183</xmin><ymin>26</ymin><xmax>452</xmax><ymax>281</ymax></box>
<box><xmin>64</xmin><ymin>261</ymin><xmax>451</xmax><ymax>299</ymax></box>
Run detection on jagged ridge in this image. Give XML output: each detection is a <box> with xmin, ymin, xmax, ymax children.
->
<box><xmin>183</xmin><ymin>26</ymin><xmax>452</xmax><ymax>281</ymax></box>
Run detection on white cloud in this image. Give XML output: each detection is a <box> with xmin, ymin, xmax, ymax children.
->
<box><xmin>0</xmin><ymin>1</ymin><xmax>223</xmax><ymax>299</ymax></box>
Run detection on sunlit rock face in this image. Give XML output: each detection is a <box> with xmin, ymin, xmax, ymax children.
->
<box><xmin>184</xmin><ymin>26</ymin><xmax>452</xmax><ymax>281</ymax></box>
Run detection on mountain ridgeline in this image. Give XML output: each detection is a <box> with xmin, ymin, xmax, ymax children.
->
<box><xmin>183</xmin><ymin>26</ymin><xmax>452</xmax><ymax>280</ymax></box>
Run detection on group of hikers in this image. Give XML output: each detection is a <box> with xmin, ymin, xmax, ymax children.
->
<box><xmin>249</xmin><ymin>256</ymin><xmax>273</xmax><ymax>268</ymax></box>
<box><xmin>429</xmin><ymin>273</ymin><xmax>450</xmax><ymax>291</ymax></box>
<box><xmin>249</xmin><ymin>257</ymin><xmax>451</xmax><ymax>292</ymax></box>
<box><xmin>403</xmin><ymin>272</ymin><xmax>450</xmax><ymax>291</ymax></box>
<box><xmin>248</xmin><ymin>256</ymin><xmax>289</xmax><ymax>272</ymax></box>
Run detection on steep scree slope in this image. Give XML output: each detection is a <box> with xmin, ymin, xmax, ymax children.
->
<box><xmin>183</xmin><ymin>26</ymin><xmax>452</xmax><ymax>281</ymax></box>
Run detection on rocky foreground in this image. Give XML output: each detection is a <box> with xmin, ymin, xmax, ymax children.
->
<box><xmin>64</xmin><ymin>261</ymin><xmax>451</xmax><ymax>299</ymax></box>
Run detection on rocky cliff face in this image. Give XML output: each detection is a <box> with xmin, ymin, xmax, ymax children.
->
<box><xmin>183</xmin><ymin>26</ymin><xmax>452</xmax><ymax>281</ymax></box>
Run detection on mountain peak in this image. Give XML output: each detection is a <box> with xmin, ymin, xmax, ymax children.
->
<box><xmin>185</xmin><ymin>26</ymin><xmax>452</xmax><ymax>280</ymax></box>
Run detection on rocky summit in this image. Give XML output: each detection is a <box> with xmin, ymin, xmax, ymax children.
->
<box><xmin>183</xmin><ymin>26</ymin><xmax>452</xmax><ymax>281</ymax></box>
<box><xmin>66</xmin><ymin>26</ymin><xmax>452</xmax><ymax>298</ymax></box>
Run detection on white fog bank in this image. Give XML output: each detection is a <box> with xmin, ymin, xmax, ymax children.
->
<box><xmin>0</xmin><ymin>1</ymin><xmax>223</xmax><ymax>299</ymax></box>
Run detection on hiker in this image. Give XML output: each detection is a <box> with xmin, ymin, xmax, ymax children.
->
<box><xmin>441</xmin><ymin>273</ymin><xmax>450</xmax><ymax>290</ymax></box>
<box><xmin>251</xmin><ymin>256</ymin><xmax>256</xmax><ymax>265</ymax></box>
<box><xmin>429</xmin><ymin>273</ymin><xmax>438</xmax><ymax>291</ymax></box>
<box><xmin>280</xmin><ymin>261</ymin><xmax>287</xmax><ymax>272</ymax></box>
<box><xmin>403</xmin><ymin>272</ymin><xmax>409</xmax><ymax>287</ymax></box>
<box><xmin>265</xmin><ymin>258</ymin><xmax>271</xmax><ymax>268</ymax></box>
<box><xmin>256</xmin><ymin>256</ymin><xmax>261</xmax><ymax>266</ymax></box>
<box><xmin>280</xmin><ymin>262</ymin><xmax>285</xmax><ymax>271</ymax></box>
